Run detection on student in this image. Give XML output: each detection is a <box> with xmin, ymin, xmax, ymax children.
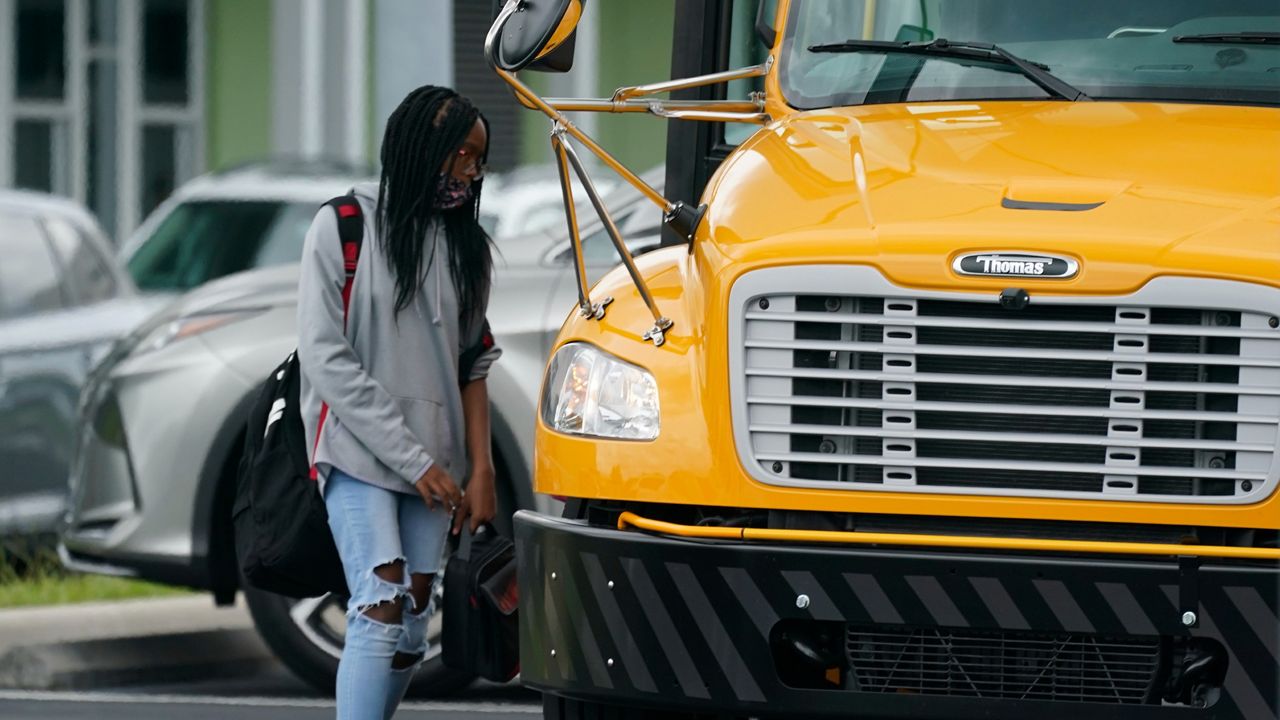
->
<box><xmin>297</xmin><ymin>85</ymin><xmax>501</xmax><ymax>720</ymax></box>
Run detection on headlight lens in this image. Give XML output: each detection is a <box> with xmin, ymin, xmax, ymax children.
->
<box><xmin>542</xmin><ymin>343</ymin><xmax>659</xmax><ymax>440</ymax></box>
<box><xmin>137</xmin><ymin>309</ymin><xmax>266</xmax><ymax>355</ymax></box>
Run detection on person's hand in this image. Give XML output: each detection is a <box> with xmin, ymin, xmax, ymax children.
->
<box><xmin>414</xmin><ymin>464</ymin><xmax>461</xmax><ymax>513</ymax></box>
<box><xmin>452</xmin><ymin>467</ymin><xmax>496</xmax><ymax>536</ymax></box>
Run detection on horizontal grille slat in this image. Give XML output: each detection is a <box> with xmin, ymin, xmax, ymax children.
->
<box><xmin>754</xmin><ymin>451</ymin><xmax>1267</xmax><ymax>482</ymax></box>
<box><xmin>746</xmin><ymin>311</ymin><xmax>1275</xmax><ymax>339</ymax></box>
<box><xmin>747</xmin><ymin>367</ymin><xmax>1280</xmax><ymax>397</ymax></box>
<box><xmin>749</xmin><ymin>395</ymin><xmax>1273</xmax><ymax>425</ymax></box>
<box><xmin>736</xmin><ymin>277</ymin><xmax>1280</xmax><ymax>503</ymax></box>
<box><xmin>751</xmin><ymin>424</ymin><xmax>1272</xmax><ymax>453</ymax></box>
<box><xmin>745</xmin><ymin>338</ymin><xmax>1280</xmax><ymax>369</ymax></box>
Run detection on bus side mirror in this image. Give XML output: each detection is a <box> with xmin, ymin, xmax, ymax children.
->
<box><xmin>490</xmin><ymin>0</ymin><xmax>585</xmax><ymax>73</ymax></box>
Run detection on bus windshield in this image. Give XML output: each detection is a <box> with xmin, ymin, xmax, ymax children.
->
<box><xmin>781</xmin><ymin>0</ymin><xmax>1280</xmax><ymax>109</ymax></box>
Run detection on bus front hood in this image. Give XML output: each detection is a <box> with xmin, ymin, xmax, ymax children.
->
<box><xmin>702</xmin><ymin>100</ymin><xmax>1280</xmax><ymax>293</ymax></box>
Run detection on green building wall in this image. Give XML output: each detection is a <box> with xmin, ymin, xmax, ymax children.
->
<box><xmin>595</xmin><ymin>0</ymin><xmax>674</xmax><ymax>172</ymax></box>
<box><xmin>516</xmin><ymin>1</ymin><xmax>674</xmax><ymax>173</ymax></box>
<box><xmin>205</xmin><ymin>0</ymin><xmax>272</xmax><ymax>171</ymax></box>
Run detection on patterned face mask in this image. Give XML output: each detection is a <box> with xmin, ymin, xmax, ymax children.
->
<box><xmin>434</xmin><ymin>173</ymin><xmax>473</xmax><ymax>210</ymax></box>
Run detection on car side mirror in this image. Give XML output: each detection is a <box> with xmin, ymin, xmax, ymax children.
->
<box><xmin>490</xmin><ymin>0</ymin><xmax>584</xmax><ymax>73</ymax></box>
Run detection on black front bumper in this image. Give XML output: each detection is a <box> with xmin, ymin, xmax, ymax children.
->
<box><xmin>515</xmin><ymin>511</ymin><xmax>1280</xmax><ymax>719</ymax></box>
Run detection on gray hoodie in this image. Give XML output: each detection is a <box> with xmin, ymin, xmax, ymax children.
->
<box><xmin>297</xmin><ymin>182</ymin><xmax>501</xmax><ymax>495</ymax></box>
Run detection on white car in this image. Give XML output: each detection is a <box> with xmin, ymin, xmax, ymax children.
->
<box><xmin>0</xmin><ymin>190</ymin><xmax>163</xmax><ymax>540</ymax></box>
<box><xmin>63</xmin><ymin>166</ymin><xmax>666</xmax><ymax>694</ymax></box>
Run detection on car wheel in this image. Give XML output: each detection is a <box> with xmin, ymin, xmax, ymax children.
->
<box><xmin>243</xmin><ymin>564</ymin><xmax>475</xmax><ymax>697</ymax></box>
<box><xmin>240</xmin><ymin>469</ymin><xmax>519</xmax><ymax>697</ymax></box>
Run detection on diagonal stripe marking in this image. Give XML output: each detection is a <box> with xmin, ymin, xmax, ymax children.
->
<box><xmin>668</xmin><ymin>563</ymin><xmax>766</xmax><ymax>703</ymax></box>
<box><xmin>1033</xmin><ymin>579</ymin><xmax>1093</xmax><ymax>633</ymax></box>
<box><xmin>1096</xmin><ymin>582</ymin><xmax>1157</xmax><ymax>636</ymax></box>
<box><xmin>721</xmin><ymin>567</ymin><xmax>780</xmax><ymax>639</ymax></box>
<box><xmin>579</xmin><ymin>553</ymin><xmax>654</xmax><ymax>693</ymax></box>
<box><xmin>970</xmin><ymin>577</ymin><xmax>1029</xmax><ymax>631</ymax></box>
<box><xmin>845</xmin><ymin>573</ymin><xmax>904</xmax><ymax>625</ymax></box>
<box><xmin>557</xmin><ymin>551</ymin><xmax>610</xmax><ymax>690</ymax></box>
<box><xmin>781</xmin><ymin>570</ymin><xmax>838</xmax><ymax>619</ymax></box>
<box><xmin>1164</xmin><ymin>585</ymin><xmax>1275</xmax><ymax>719</ymax></box>
<box><xmin>622</xmin><ymin>558</ymin><xmax>710</xmax><ymax>699</ymax></box>
<box><xmin>906</xmin><ymin>575</ymin><xmax>968</xmax><ymax>628</ymax></box>
<box><xmin>1225</xmin><ymin>586</ymin><xmax>1280</xmax><ymax>665</ymax></box>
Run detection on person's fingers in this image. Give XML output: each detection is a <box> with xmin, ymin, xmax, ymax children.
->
<box><xmin>452</xmin><ymin>495</ymin><xmax>473</xmax><ymax>535</ymax></box>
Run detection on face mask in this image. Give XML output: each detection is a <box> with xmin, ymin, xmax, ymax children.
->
<box><xmin>434</xmin><ymin>173</ymin><xmax>473</xmax><ymax>210</ymax></box>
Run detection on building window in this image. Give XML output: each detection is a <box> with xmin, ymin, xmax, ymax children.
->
<box><xmin>143</xmin><ymin>0</ymin><xmax>188</xmax><ymax>104</ymax></box>
<box><xmin>3</xmin><ymin>0</ymin><xmax>204</xmax><ymax>243</ymax></box>
<box><xmin>16</xmin><ymin>0</ymin><xmax>66</xmax><ymax>101</ymax></box>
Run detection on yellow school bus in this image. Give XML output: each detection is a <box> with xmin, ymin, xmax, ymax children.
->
<box><xmin>486</xmin><ymin>1</ymin><xmax>1280</xmax><ymax>718</ymax></box>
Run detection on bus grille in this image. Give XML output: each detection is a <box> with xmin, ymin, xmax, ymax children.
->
<box><xmin>846</xmin><ymin>626</ymin><xmax>1161</xmax><ymax>704</ymax></box>
<box><xmin>735</xmin><ymin>275</ymin><xmax>1280</xmax><ymax>503</ymax></box>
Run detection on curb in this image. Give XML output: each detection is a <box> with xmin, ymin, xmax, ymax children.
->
<box><xmin>0</xmin><ymin>596</ymin><xmax>277</xmax><ymax>690</ymax></box>
<box><xmin>0</xmin><ymin>628</ymin><xmax>276</xmax><ymax>690</ymax></box>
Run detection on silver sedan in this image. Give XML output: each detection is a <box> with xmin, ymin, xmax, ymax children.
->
<box><xmin>61</xmin><ymin>169</ymin><xmax>665</xmax><ymax>694</ymax></box>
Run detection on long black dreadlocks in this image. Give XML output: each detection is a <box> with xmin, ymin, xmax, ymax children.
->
<box><xmin>376</xmin><ymin>85</ymin><xmax>492</xmax><ymax>319</ymax></box>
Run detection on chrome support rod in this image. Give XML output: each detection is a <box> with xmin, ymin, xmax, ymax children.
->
<box><xmin>543</xmin><ymin>98</ymin><xmax>762</xmax><ymax>113</ymax></box>
<box><xmin>556</xmin><ymin>128</ymin><xmax>673</xmax><ymax>347</ymax></box>
<box><xmin>538</xmin><ymin>97</ymin><xmax>767</xmax><ymax>122</ymax></box>
<box><xmin>485</xmin><ymin>2</ymin><xmax>669</xmax><ymax>212</ymax></box>
<box><xmin>612</xmin><ymin>57</ymin><xmax>773</xmax><ymax>101</ymax></box>
<box><xmin>550</xmin><ymin>128</ymin><xmax>610</xmax><ymax>321</ymax></box>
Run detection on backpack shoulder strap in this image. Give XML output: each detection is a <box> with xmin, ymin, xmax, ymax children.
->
<box><xmin>310</xmin><ymin>194</ymin><xmax>364</xmax><ymax>481</ymax></box>
<box><xmin>323</xmin><ymin>193</ymin><xmax>364</xmax><ymax>315</ymax></box>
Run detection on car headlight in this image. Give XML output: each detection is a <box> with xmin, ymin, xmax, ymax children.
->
<box><xmin>542</xmin><ymin>343</ymin><xmax>659</xmax><ymax>440</ymax></box>
<box><xmin>137</xmin><ymin>309</ymin><xmax>266</xmax><ymax>355</ymax></box>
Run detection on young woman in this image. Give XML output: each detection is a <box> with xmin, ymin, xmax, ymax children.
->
<box><xmin>296</xmin><ymin>85</ymin><xmax>501</xmax><ymax>719</ymax></box>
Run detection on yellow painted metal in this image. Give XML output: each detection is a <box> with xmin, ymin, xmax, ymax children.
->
<box><xmin>616</xmin><ymin>512</ymin><xmax>1280</xmax><ymax>561</ymax></box>
<box><xmin>535</xmin><ymin>97</ymin><xmax>1280</xmax><ymax>532</ymax></box>
<box><xmin>536</xmin><ymin>0</ymin><xmax>582</xmax><ymax>61</ymax></box>
<box><xmin>531</xmin><ymin>0</ymin><xmax>1280</xmax><ymax>536</ymax></box>
<box><xmin>862</xmin><ymin>0</ymin><xmax>877</xmax><ymax>40</ymax></box>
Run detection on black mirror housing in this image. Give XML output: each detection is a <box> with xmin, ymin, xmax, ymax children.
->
<box><xmin>489</xmin><ymin>0</ymin><xmax>584</xmax><ymax>74</ymax></box>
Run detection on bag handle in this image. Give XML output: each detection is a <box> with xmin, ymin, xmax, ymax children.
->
<box><xmin>451</xmin><ymin>522</ymin><xmax>498</xmax><ymax>562</ymax></box>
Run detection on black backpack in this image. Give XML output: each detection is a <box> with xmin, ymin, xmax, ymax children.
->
<box><xmin>232</xmin><ymin>195</ymin><xmax>364</xmax><ymax>598</ymax></box>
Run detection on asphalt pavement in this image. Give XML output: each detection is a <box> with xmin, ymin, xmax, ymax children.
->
<box><xmin>0</xmin><ymin>692</ymin><xmax>539</xmax><ymax>720</ymax></box>
<box><xmin>0</xmin><ymin>596</ymin><xmax>540</xmax><ymax>719</ymax></box>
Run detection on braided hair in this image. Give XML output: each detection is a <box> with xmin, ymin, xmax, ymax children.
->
<box><xmin>376</xmin><ymin>85</ymin><xmax>492</xmax><ymax>318</ymax></box>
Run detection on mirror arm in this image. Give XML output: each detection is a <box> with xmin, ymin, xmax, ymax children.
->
<box><xmin>551</xmin><ymin>129</ymin><xmax>611</xmax><ymax>322</ymax></box>
<box><xmin>611</xmin><ymin>56</ymin><xmax>773</xmax><ymax>101</ymax></box>
<box><xmin>556</xmin><ymin>126</ymin><xmax>673</xmax><ymax>347</ymax></box>
<box><xmin>486</xmin><ymin>2</ymin><xmax>669</xmax><ymax>214</ymax></box>
<box><xmin>538</xmin><ymin>97</ymin><xmax>767</xmax><ymax>123</ymax></box>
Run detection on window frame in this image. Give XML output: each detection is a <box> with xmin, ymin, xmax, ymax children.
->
<box><xmin>0</xmin><ymin>211</ymin><xmax>71</xmax><ymax>319</ymax></box>
<box><xmin>0</xmin><ymin>0</ymin><xmax>205</xmax><ymax>245</ymax></box>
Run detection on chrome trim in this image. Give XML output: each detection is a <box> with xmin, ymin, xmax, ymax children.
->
<box><xmin>728</xmin><ymin>266</ymin><xmax>1280</xmax><ymax>504</ymax></box>
<box><xmin>952</xmin><ymin>251</ymin><xmax>1080</xmax><ymax>279</ymax></box>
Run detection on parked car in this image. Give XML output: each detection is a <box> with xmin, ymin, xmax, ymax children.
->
<box><xmin>119</xmin><ymin>159</ymin><xmax>375</xmax><ymax>295</ymax></box>
<box><xmin>61</xmin><ymin>168</ymin><xmax>666</xmax><ymax>694</ymax></box>
<box><xmin>0</xmin><ymin>190</ymin><xmax>166</xmax><ymax>541</ymax></box>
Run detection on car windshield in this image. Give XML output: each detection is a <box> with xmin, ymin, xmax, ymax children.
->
<box><xmin>127</xmin><ymin>200</ymin><xmax>317</xmax><ymax>292</ymax></box>
<box><xmin>782</xmin><ymin>0</ymin><xmax>1280</xmax><ymax>109</ymax></box>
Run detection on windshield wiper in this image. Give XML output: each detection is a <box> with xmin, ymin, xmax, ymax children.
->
<box><xmin>809</xmin><ymin>38</ymin><xmax>1091</xmax><ymax>101</ymax></box>
<box><xmin>1173</xmin><ymin>32</ymin><xmax>1280</xmax><ymax>45</ymax></box>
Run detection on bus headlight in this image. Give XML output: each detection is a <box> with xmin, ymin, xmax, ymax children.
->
<box><xmin>542</xmin><ymin>343</ymin><xmax>659</xmax><ymax>440</ymax></box>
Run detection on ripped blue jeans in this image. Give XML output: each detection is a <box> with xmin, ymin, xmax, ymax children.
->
<box><xmin>325</xmin><ymin>467</ymin><xmax>450</xmax><ymax>720</ymax></box>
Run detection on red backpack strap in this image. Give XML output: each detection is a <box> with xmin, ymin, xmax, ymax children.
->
<box><xmin>310</xmin><ymin>194</ymin><xmax>364</xmax><ymax>480</ymax></box>
<box><xmin>325</xmin><ymin>194</ymin><xmax>364</xmax><ymax>320</ymax></box>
